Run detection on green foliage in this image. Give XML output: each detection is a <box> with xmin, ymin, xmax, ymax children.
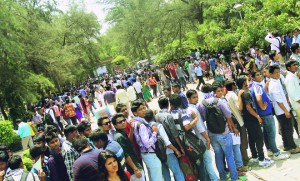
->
<box><xmin>0</xmin><ymin>120</ymin><xmax>15</xmax><ymax>145</ymax></box>
<box><xmin>22</xmin><ymin>149</ymin><xmax>33</xmax><ymax>171</ymax></box>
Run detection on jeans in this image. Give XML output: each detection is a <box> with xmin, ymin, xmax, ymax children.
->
<box><xmin>157</xmin><ymin>82</ymin><xmax>163</xmax><ymax>95</ymax></box>
<box><xmin>244</xmin><ymin>116</ymin><xmax>264</xmax><ymax>161</ymax></box>
<box><xmin>203</xmin><ymin>149</ymin><xmax>219</xmax><ymax>181</ymax></box>
<box><xmin>150</xmin><ymin>85</ymin><xmax>157</xmax><ymax>97</ymax></box>
<box><xmin>261</xmin><ymin>114</ymin><xmax>279</xmax><ymax>153</ymax></box>
<box><xmin>178</xmin><ymin>77</ymin><xmax>187</xmax><ymax>90</ymax></box>
<box><xmin>196</xmin><ymin>76</ymin><xmax>205</xmax><ymax>90</ymax></box>
<box><xmin>162</xmin><ymin>153</ymin><xmax>184</xmax><ymax>181</ymax></box>
<box><xmin>232</xmin><ymin>144</ymin><xmax>243</xmax><ymax>168</ymax></box>
<box><xmin>210</xmin><ymin>133</ymin><xmax>238</xmax><ymax>181</ymax></box>
<box><xmin>141</xmin><ymin>153</ymin><xmax>163</xmax><ymax>181</ymax></box>
<box><xmin>277</xmin><ymin>113</ymin><xmax>297</xmax><ymax>149</ymax></box>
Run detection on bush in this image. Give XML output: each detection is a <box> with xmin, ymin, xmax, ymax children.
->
<box><xmin>22</xmin><ymin>149</ymin><xmax>33</xmax><ymax>171</ymax></box>
<box><xmin>0</xmin><ymin>120</ymin><xmax>15</xmax><ymax>145</ymax></box>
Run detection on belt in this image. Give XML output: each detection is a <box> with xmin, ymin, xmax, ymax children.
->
<box><xmin>261</xmin><ymin>113</ymin><xmax>273</xmax><ymax>117</ymax></box>
<box><xmin>141</xmin><ymin>152</ymin><xmax>155</xmax><ymax>154</ymax></box>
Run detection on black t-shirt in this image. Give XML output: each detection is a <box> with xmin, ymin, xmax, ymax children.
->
<box><xmin>235</xmin><ymin>63</ymin><xmax>243</xmax><ymax>75</ymax></box>
<box><xmin>241</xmin><ymin>91</ymin><xmax>256</xmax><ymax>118</ymax></box>
<box><xmin>153</xmin><ymin>72</ymin><xmax>160</xmax><ymax>82</ymax></box>
<box><xmin>163</xmin><ymin>69</ymin><xmax>171</xmax><ymax>78</ymax></box>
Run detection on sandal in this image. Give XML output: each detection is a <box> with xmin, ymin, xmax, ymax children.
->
<box><xmin>238</xmin><ymin>171</ymin><xmax>246</xmax><ymax>176</ymax></box>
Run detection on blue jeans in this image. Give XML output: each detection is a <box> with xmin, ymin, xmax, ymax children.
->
<box><xmin>203</xmin><ymin>149</ymin><xmax>219</xmax><ymax>181</ymax></box>
<box><xmin>210</xmin><ymin>133</ymin><xmax>238</xmax><ymax>181</ymax></box>
<box><xmin>162</xmin><ymin>153</ymin><xmax>184</xmax><ymax>181</ymax></box>
<box><xmin>261</xmin><ymin>114</ymin><xmax>279</xmax><ymax>153</ymax></box>
<box><xmin>232</xmin><ymin>144</ymin><xmax>243</xmax><ymax>168</ymax></box>
<box><xmin>141</xmin><ymin>153</ymin><xmax>163</xmax><ymax>181</ymax></box>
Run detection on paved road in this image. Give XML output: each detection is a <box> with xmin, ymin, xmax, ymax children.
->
<box><xmin>90</xmin><ymin>80</ymin><xmax>300</xmax><ymax>181</ymax></box>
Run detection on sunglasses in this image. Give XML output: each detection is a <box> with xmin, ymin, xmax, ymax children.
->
<box><xmin>116</xmin><ymin>119</ymin><xmax>126</xmax><ymax>124</ymax></box>
<box><xmin>103</xmin><ymin>121</ymin><xmax>112</xmax><ymax>125</ymax></box>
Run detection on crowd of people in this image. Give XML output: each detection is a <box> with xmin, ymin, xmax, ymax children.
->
<box><xmin>0</xmin><ymin>28</ymin><xmax>300</xmax><ymax>181</ymax></box>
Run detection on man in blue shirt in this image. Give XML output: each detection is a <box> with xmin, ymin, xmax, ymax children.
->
<box><xmin>194</xmin><ymin>63</ymin><xmax>205</xmax><ymax>91</ymax></box>
<box><xmin>172</xmin><ymin>84</ymin><xmax>188</xmax><ymax>109</ymax></box>
<box><xmin>16</xmin><ymin>119</ymin><xmax>33</xmax><ymax>150</ymax></box>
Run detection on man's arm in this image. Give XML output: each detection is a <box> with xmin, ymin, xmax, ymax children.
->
<box><xmin>277</xmin><ymin>102</ymin><xmax>291</xmax><ymax>118</ymax></box>
<box><xmin>125</xmin><ymin>156</ymin><xmax>142</xmax><ymax>178</ymax></box>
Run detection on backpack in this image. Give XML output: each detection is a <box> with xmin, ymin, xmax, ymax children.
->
<box><xmin>136</xmin><ymin>122</ymin><xmax>167</xmax><ymax>163</ymax></box>
<box><xmin>176</xmin><ymin>110</ymin><xmax>206</xmax><ymax>164</ymax></box>
<box><xmin>5</xmin><ymin>170</ymin><xmax>35</xmax><ymax>181</ymax></box>
<box><xmin>179</xmin><ymin>155</ymin><xmax>198</xmax><ymax>181</ymax></box>
<box><xmin>202</xmin><ymin>98</ymin><xmax>226</xmax><ymax>134</ymax></box>
<box><xmin>275</xmin><ymin>37</ymin><xmax>286</xmax><ymax>56</ymax></box>
<box><xmin>44</xmin><ymin>109</ymin><xmax>53</xmax><ymax>125</ymax></box>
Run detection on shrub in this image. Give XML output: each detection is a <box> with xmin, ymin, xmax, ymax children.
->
<box><xmin>0</xmin><ymin>120</ymin><xmax>15</xmax><ymax>145</ymax></box>
<box><xmin>22</xmin><ymin>149</ymin><xmax>33</xmax><ymax>171</ymax></box>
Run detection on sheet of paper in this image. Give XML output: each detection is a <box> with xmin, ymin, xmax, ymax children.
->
<box><xmin>33</xmin><ymin>156</ymin><xmax>42</xmax><ymax>171</ymax></box>
<box><xmin>230</xmin><ymin>133</ymin><xmax>241</xmax><ymax>145</ymax></box>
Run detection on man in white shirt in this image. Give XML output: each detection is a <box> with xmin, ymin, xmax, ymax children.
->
<box><xmin>268</xmin><ymin>65</ymin><xmax>300</xmax><ymax>154</ymax></box>
<box><xmin>126</xmin><ymin>82</ymin><xmax>137</xmax><ymax>102</ymax></box>
<box><xmin>133</xmin><ymin>78</ymin><xmax>143</xmax><ymax>100</ymax></box>
<box><xmin>115</xmin><ymin>85</ymin><xmax>130</xmax><ymax>108</ymax></box>
<box><xmin>292</xmin><ymin>28</ymin><xmax>300</xmax><ymax>44</ymax></box>
<box><xmin>225</xmin><ymin>81</ymin><xmax>249</xmax><ymax>165</ymax></box>
<box><xmin>285</xmin><ymin>60</ymin><xmax>300</xmax><ymax>137</ymax></box>
<box><xmin>265</xmin><ymin>31</ymin><xmax>281</xmax><ymax>53</ymax></box>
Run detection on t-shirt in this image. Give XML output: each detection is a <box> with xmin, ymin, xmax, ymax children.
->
<box><xmin>105</xmin><ymin>140</ymin><xmax>126</xmax><ymax>170</ymax></box>
<box><xmin>241</xmin><ymin>91</ymin><xmax>256</xmax><ymax>119</ymax></box>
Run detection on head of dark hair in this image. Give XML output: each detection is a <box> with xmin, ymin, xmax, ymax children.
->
<box><xmin>131</xmin><ymin>100</ymin><xmax>143</xmax><ymax>113</ymax></box>
<box><xmin>111</xmin><ymin>113</ymin><xmax>126</xmax><ymax>125</ymax></box>
<box><xmin>269</xmin><ymin>50</ymin><xmax>277</xmax><ymax>60</ymax></box>
<box><xmin>158</xmin><ymin>96</ymin><xmax>169</xmax><ymax>109</ymax></box>
<box><xmin>171</xmin><ymin>84</ymin><xmax>180</xmax><ymax>88</ymax></box>
<box><xmin>236</xmin><ymin>76</ymin><xmax>247</xmax><ymax>90</ymax></box>
<box><xmin>225</xmin><ymin>81</ymin><xmax>236</xmax><ymax>91</ymax></box>
<box><xmin>269</xmin><ymin>65</ymin><xmax>280</xmax><ymax>74</ymax></box>
<box><xmin>8</xmin><ymin>155</ymin><xmax>22</xmax><ymax>170</ymax></box>
<box><xmin>144</xmin><ymin>109</ymin><xmax>154</xmax><ymax>122</ymax></box>
<box><xmin>169</xmin><ymin>94</ymin><xmax>182</xmax><ymax>109</ymax></box>
<box><xmin>201</xmin><ymin>83</ymin><xmax>213</xmax><ymax>93</ymax></box>
<box><xmin>163</xmin><ymin>86</ymin><xmax>171</xmax><ymax>91</ymax></box>
<box><xmin>33</xmin><ymin>134</ymin><xmax>45</xmax><ymax>143</ymax></box>
<box><xmin>115</xmin><ymin>103</ymin><xmax>126</xmax><ymax>113</ymax></box>
<box><xmin>98</xmin><ymin>150</ymin><xmax>129</xmax><ymax>181</ymax></box>
<box><xmin>127</xmin><ymin>81</ymin><xmax>132</xmax><ymax>86</ymax></box>
<box><xmin>77</xmin><ymin>121</ymin><xmax>91</xmax><ymax>133</ymax></box>
<box><xmin>212</xmin><ymin>82</ymin><xmax>223</xmax><ymax>92</ymax></box>
<box><xmin>45</xmin><ymin>125</ymin><xmax>57</xmax><ymax>134</ymax></box>
<box><xmin>0</xmin><ymin>151</ymin><xmax>9</xmax><ymax>163</ymax></box>
<box><xmin>64</xmin><ymin>125</ymin><xmax>77</xmax><ymax>137</ymax></box>
<box><xmin>97</xmin><ymin>116</ymin><xmax>109</xmax><ymax>127</ymax></box>
<box><xmin>89</xmin><ymin>129</ymin><xmax>108</xmax><ymax>142</ymax></box>
<box><xmin>251</xmin><ymin>71</ymin><xmax>259</xmax><ymax>78</ymax></box>
<box><xmin>29</xmin><ymin>145</ymin><xmax>44</xmax><ymax>159</ymax></box>
<box><xmin>45</xmin><ymin>132</ymin><xmax>59</xmax><ymax>143</ymax></box>
<box><xmin>72</xmin><ymin>135</ymin><xmax>89</xmax><ymax>153</ymax></box>
<box><xmin>290</xmin><ymin>43</ymin><xmax>299</xmax><ymax>53</ymax></box>
<box><xmin>186</xmin><ymin>89</ymin><xmax>197</xmax><ymax>99</ymax></box>
<box><xmin>285</xmin><ymin>60</ymin><xmax>298</xmax><ymax>71</ymax></box>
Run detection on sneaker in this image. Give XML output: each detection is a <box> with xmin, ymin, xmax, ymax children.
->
<box><xmin>289</xmin><ymin>147</ymin><xmax>300</xmax><ymax>154</ymax></box>
<box><xmin>273</xmin><ymin>152</ymin><xmax>290</xmax><ymax>160</ymax></box>
<box><xmin>267</xmin><ymin>150</ymin><xmax>273</xmax><ymax>157</ymax></box>
<box><xmin>249</xmin><ymin>158</ymin><xmax>259</xmax><ymax>163</ymax></box>
<box><xmin>259</xmin><ymin>159</ymin><xmax>274</xmax><ymax>167</ymax></box>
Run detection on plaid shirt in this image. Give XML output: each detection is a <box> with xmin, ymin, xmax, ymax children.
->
<box><xmin>62</xmin><ymin>140</ymin><xmax>80</xmax><ymax>181</ymax></box>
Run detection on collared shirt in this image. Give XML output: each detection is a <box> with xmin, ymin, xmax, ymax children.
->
<box><xmin>114</xmin><ymin>129</ymin><xmax>143</xmax><ymax>175</ymax></box>
<box><xmin>225</xmin><ymin>91</ymin><xmax>244</xmax><ymax>127</ymax></box>
<box><xmin>175</xmin><ymin>67</ymin><xmax>185</xmax><ymax>78</ymax></box>
<box><xmin>198</xmin><ymin>98</ymin><xmax>231</xmax><ymax>136</ymax></box>
<box><xmin>17</xmin><ymin>122</ymin><xmax>31</xmax><ymax>138</ymax></box>
<box><xmin>170</xmin><ymin>108</ymin><xmax>193</xmax><ymax>138</ymax></box>
<box><xmin>73</xmin><ymin>149</ymin><xmax>102</xmax><ymax>181</ymax></box>
<box><xmin>116</xmin><ymin>89</ymin><xmax>129</xmax><ymax>104</ymax></box>
<box><xmin>133</xmin><ymin>82</ymin><xmax>142</xmax><ymax>93</ymax></box>
<box><xmin>265</xmin><ymin>33</ymin><xmax>281</xmax><ymax>52</ymax></box>
<box><xmin>48</xmin><ymin>151</ymin><xmax>70</xmax><ymax>181</ymax></box>
<box><xmin>155</xmin><ymin>109</ymin><xmax>179</xmax><ymax>139</ymax></box>
<box><xmin>194</xmin><ymin>66</ymin><xmax>203</xmax><ymax>76</ymax></box>
<box><xmin>148</xmin><ymin>121</ymin><xmax>173</xmax><ymax>154</ymax></box>
<box><xmin>179</xmin><ymin>91</ymin><xmax>189</xmax><ymax>109</ymax></box>
<box><xmin>62</xmin><ymin>140</ymin><xmax>80</xmax><ymax>181</ymax></box>
<box><xmin>127</xmin><ymin>86</ymin><xmax>137</xmax><ymax>101</ymax></box>
<box><xmin>186</xmin><ymin>104</ymin><xmax>207</xmax><ymax>143</ymax></box>
<box><xmin>103</xmin><ymin>91</ymin><xmax>116</xmax><ymax>104</ymax></box>
<box><xmin>285</xmin><ymin>71</ymin><xmax>300</xmax><ymax>110</ymax></box>
<box><xmin>292</xmin><ymin>34</ymin><xmax>300</xmax><ymax>44</ymax></box>
<box><xmin>133</xmin><ymin>117</ymin><xmax>157</xmax><ymax>153</ymax></box>
<box><xmin>4</xmin><ymin>169</ymin><xmax>39</xmax><ymax>181</ymax></box>
<box><xmin>268</xmin><ymin>78</ymin><xmax>291</xmax><ymax>115</ymax></box>
<box><xmin>32</xmin><ymin>112</ymin><xmax>42</xmax><ymax>124</ymax></box>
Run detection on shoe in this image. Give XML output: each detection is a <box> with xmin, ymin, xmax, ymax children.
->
<box><xmin>258</xmin><ymin>159</ymin><xmax>274</xmax><ymax>167</ymax></box>
<box><xmin>284</xmin><ymin>147</ymin><xmax>292</xmax><ymax>151</ymax></box>
<box><xmin>267</xmin><ymin>150</ymin><xmax>273</xmax><ymax>157</ymax></box>
<box><xmin>289</xmin><ymin>147</ymin><xmax>300</xmax><ymax>154</ymax></box>
<box><xmin>273</xmin><ymin>152</ymin><xmax>290</xmax><ymax>160</ymax></box>
<box><xmin>249</xmin><ymin>158</ymin><xmax>258</xmax><ymax>163</ymax></box>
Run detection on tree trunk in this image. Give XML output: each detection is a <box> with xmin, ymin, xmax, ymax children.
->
<box><xmin>0</xmin><ymin>96</ymin><xmax>9</xmax><ymax>120</ymax></box>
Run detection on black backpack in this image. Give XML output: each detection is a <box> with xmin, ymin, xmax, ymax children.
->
<box><xmin>137</xmin><ymin>122</ymin><xmax>167</xmax><ymax>163</ymax></box>
<box><xmin>44</xmin><ymin>109</ymin><xmax>53</xmax><ymax>125</ymax></box>
<box><xmin>202</xmin><ymin>98</ymin><xmax>226</xmax><ymax>134</ymax></box>
<box><xmin>275</xmin><ymin>37</ymin><xmax>286</xmax><ymax>56</ymax></box>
